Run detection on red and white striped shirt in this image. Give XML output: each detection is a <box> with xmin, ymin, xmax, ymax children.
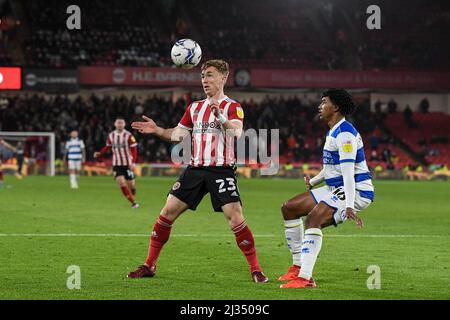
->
<box><xmin>178</xmin><ymin>96</ymin><xmax>244</xmax><ymax>167</ymax></box>
<box><xmin>105</xmin><ymin>130</ymin><xmax>138</xmax><ymax>166</ymax></box>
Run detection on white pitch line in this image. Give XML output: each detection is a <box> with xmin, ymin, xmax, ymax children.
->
<box><xmin>0</xmin><ymin>233</ymin><xmax>447</xmax><ymax>238</ymax></box>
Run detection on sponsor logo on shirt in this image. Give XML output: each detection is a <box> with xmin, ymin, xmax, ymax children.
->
<box><xmin>193</xmin><ymin>121</ymin><xmax>222</xmax><ymax>133</ymax></box>
<box><xmin>323</xmin><ymin>150</ymin><xmax>335</xmax><ymax>164</ymax></box>
<box><xmin>236</xmin><ymin>107</ymin><xmax>244</xmax><ymax>119</ymax></box>
<box><xmin>343</xmin><ymin>141</ymin><xmax>353</xmax><ymax>153</ymax></box>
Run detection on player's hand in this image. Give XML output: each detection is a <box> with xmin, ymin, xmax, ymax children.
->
<box><xmin>346</xmin><ymin>207</ymin><xmax>363</xmax><ymax>228</ymax></box>
<box><xmin>129</xmin><ymin>163</ymin><xmax>136</xmax><ymax>171</ymax></box>
<box><xmin>209</xmin><ymin>99</ymin><xmax>222</xmax><ymax>118</ymax></box>
<box><xmin>131</xmin><ymin>115</ymin><xmax>158</xmax><ymax>134</ymax></box>
<box><xmin>93</xmin><ymin>152</ymin><xmax>101</xmax><ymax>159</ymax></box>
<box><xmin>304</xmin><ymin>175</ymin><xmax>312</xmax><ymax>190</ymax></box>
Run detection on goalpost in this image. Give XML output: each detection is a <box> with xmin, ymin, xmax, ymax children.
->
<box><xmin>0</xmin><ymin>131</ymin><xmax>55</xmax><ymax>176</ymax></box>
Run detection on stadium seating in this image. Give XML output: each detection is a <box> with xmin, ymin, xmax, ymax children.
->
<box><xmin>22</xmin><ymin>0</ymin><xmax>172</xmax><ymax>68</ymax></box>
<box><xmin>4</xmin><ymin>0</ymin><xmax>448</xmax><ymax>70</ymax></box>
<box><xmin>357</xmin><ymin>1</ymin><xmax>450</xmax><ymax>71</ymax></box>
<box><xmin>384</xmin><ymin>112</ymin><xmax>450</xmax><ymax>166</ymax></box>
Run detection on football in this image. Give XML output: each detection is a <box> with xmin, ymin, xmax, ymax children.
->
<box><xmin>170</xmin><ymin>38</ymin><xmax>202</xmax><ymax>69</ymax></box>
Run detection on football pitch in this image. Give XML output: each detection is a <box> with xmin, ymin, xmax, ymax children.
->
<box><xmin>1</xmin><ymin>176</ymin><xmax>449</xmax><ymax>300</ymax></box>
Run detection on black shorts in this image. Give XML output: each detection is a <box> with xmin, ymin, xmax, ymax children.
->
<box><xmin>169</xmin><ymin>166</ymin><xmax>242</xmax><ymax>212</ymax></box>
<box><xmin>112</xmin><ymin>166</ymin><xmax>135</xmax><ymax>180</ymax></box>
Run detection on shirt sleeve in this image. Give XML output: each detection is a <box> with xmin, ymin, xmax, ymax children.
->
<box><xmin>106</xmin><ymin>135</ymin><xmax>112</xmax><ymax>147</ymax></box>
<box><xmin>340</xmin><ymin>162</ymin><xmax>356</xmax><ymax>209</ymax></box>
<box><xmin>227</xmin><ymin>103</ymin><xmax>244</xmax><ymax>123</ymax></box>
<box><xmin>336</xmin><ymin>132</ymin><xmax>357</xmax><ymax>163</ymax></box>
<box><xmin>336</xmin><ymin>132</ymin><xmax>357</xmax><ymax>209</ymax></box>
<box><xmin>80</xmin><ymin>140</ymin><xmax>85</xmax><ymax>149</ymax></box>
<box><xmin>309</xmin><ymin>168</ymin><xmax>325</xmax><ymax>187</ymax></box>
<box><xmin>178</xmin><ymin>103</ymin><xmax>193</xmax><ymax>130</ymax></box>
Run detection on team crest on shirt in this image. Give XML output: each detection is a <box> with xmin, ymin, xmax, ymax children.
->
<box><xmin>172</xmin><ymin>182</ymin><xmax>181</xmax><ymax>190</ymax></box>
<box><xmin>236</xmin><ymin>107</ymin><xmax>244</xmax><ymax>119</ymax></box>
<box><xmin>342</xmin><ymin>141</ymin><xmax>353</xmax><ymax>153</ymax></box>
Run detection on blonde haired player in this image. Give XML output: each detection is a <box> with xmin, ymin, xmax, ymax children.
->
<box><xmin>128</xmin><ymin>59</ymin><xmax>268</xmax><ymax>283</ymax></box>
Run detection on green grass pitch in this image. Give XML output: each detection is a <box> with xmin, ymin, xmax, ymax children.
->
<box><xmin>1</xmin><ymin>175</ymin><xmax>449</xmax><ymax>299</ymax></box>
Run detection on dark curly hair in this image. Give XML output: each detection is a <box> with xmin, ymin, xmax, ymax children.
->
<box><xmin>322</xmin><ymin>89</ymin><xmax>356</xmax><ymax>116</ymax></box>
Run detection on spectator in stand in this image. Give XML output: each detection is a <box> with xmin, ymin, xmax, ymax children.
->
<box><xmin>370</xmin><ymin>150</ymin><xmax>379</xmax><ymax>161</ymax></box>
<box><xmin>303</xmin><ymin>143</ymin><xmax>311</xmax><ymax>163</ymax></box>
<box><xmin>404</xmin><ymin>104</ymin><xmax>413</xmax><ymax>122</ymax></box>
<box><xmin>287</xmin><ymin>134</ymin><xmax>297</xmax><ymax>153</ymax></box>
<box><xmin>419</xmin><ymin>98</ymin><xmax>430</xmax><ymax>113</ymax></box>
<box><xmin>390</xmin><ymin>153</ymin><xmax>399</xmax><ymax>166</ymax></box>
<box><xmin>382</xmin><ymin>148</ymin><xmax>392</xmax><ymax>162</ymax></box>
<box><xmin>419</xmin><ymin>144</ymin><xmax>430</xmax><ymax>157</ymax></box>
<box><xmin>369</xmin><ymin>133</ymin><xmax>379</xmax><ymax>150</ymax></box>
<box><xmin>374</xmin><ymin>100</ymin><xmax>382</xmax><ymax>111</ymax></box>
<box><xmin>293</xmin><ymin>143</ymin><xmax>302</xmax><ymax>162</ymax></box>
<box><xmin>387</xmin><ymin>98</ymin><xmax>398</xmax><ymax>113</ymax></box>
<box><xmin>403</xmin><ymin>104</ymin><xmax>417</xmax><ymax>128</ymax></box>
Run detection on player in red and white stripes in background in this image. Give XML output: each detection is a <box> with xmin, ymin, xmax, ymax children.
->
<box><xmin>94</xmin><ymin>117</ymin><xmax>139</xmax><ymax>209</ymax></box>
<box><xmin>128</xmin><ymin>59</ymin><xmax>268</xmax><ymax>283</ymax></box>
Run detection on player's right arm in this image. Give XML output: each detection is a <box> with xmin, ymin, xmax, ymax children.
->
<box><xmin>305</xmin><ymin>169</ymin><xmax>325</xmax><ymax>190</ymax></box>
<box><xmin>131</xmin><ymin>116</ymin><xmax>189</xmax><ymax>143</ymax></box>
<box><xmin>132</xmin><ymin>104</ymin><xmax>192</xmax><ymax>143</ymax></box>
<box><xmin>94</xmin><ymin>137</ymin><xmax>112</xmax><ymax>159</ymax></box>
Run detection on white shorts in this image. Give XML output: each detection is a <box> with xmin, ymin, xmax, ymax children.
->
<box><xmin>68</xmin><ymin>160</ymin><xmax>82</xmax><ymax>171</ymax></box>
<box><xmin>310</xmin><ymin>185</ymin><xmax>373</xmax><ymax>226</ymax></box>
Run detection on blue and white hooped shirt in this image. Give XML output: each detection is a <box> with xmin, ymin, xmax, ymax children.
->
<box><xmin>65</xmin><ymin>138</ymin><xmax>85</xmax><ymax>161</ymax></box>
<box><xmin>322</xmin><ymin>118</ymin><xmax>374</xmax><ymax>202</ymax></box>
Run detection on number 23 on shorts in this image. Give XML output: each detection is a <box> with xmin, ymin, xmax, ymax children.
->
<box><xmin>216</xmin><ymin>178</ymin><xmax>236</xmax><ymax>193</ymax></box>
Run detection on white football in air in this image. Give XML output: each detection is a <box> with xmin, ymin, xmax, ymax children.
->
<box><xmin>171</xmin><ymin>38</ymin><xmax>202</xmax><ymax>69</ymax></box>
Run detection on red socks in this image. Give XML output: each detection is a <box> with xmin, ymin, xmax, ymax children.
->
<box><xmin>145</xmin><ymin>215</ymin><xmax>173</xmax><ymax>267</ymax></box>
<box><xmin>233</xmin><ymin>221</ymin><xmax>261</xmax><ymax>273</ymax></box>
<box><xmin>120</xmin><ymin>186</ymin><xmax>135</xmax><ymax>204</ymax></box>
<box><xmin>0</xmin><ymin>170</ymin><xmax>3</xmax><ymax>182</ymax></box>
<box><xmin>142</xmin><ymin>216</ymin><xmax>261</xmax><ymax>273</ymax></box>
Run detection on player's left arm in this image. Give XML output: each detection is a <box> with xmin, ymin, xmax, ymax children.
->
<box><xmin>210</xmin><ymin>101</ymin><xmax>244</xmax><ymax>138</ymax></box>
<box><xmin>337</xmin><ymin>132</ymin><xmax>363</xmax><ymax>228</ymax></box>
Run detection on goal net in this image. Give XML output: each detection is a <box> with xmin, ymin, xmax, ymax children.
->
<box><xmin>0</xmin><ymin>132</ymin><xmax>55</xmax><ymax>176</ymax></box>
